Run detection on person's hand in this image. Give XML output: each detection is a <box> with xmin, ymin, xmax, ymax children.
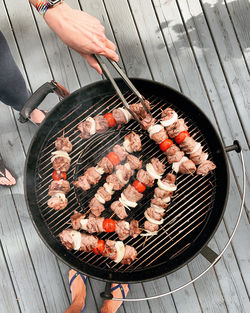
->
<box><xmin>43</xmin><ymin>2</ymin><xmax>118</xmax><ymax>74</ymax></box>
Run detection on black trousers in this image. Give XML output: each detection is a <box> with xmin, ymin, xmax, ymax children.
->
<box><xmin>0</xmin><ymin>31</ymin><xmax>30</xmax><ymax>111</ymax></box>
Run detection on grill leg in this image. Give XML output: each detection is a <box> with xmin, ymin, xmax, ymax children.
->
<box><xmin>100</xmin><ymin>282</ymin><xmax>113</xmax><ymax>300</ymax></box>
<box><xmin>200</xmin><ymin>245</ymin><xmax>219</xmax><ymax>264</ymax></box>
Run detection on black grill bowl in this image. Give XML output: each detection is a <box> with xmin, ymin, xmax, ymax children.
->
<box><xmin>24</xmin><ymin>78</ymin><xmax>229</xmax><ymax>283</ymax></box>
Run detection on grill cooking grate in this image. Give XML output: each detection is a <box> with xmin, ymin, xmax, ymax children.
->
<box><xmin>35</xmin><ymin>92</ymin><xmax>216</xmax><ymax>273</ymax></box>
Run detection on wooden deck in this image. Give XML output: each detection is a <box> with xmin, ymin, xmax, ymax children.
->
<box><xmin>0</xmin><ymin>0</ymin><xmax>249</xmax><ymax>312</ymax></box>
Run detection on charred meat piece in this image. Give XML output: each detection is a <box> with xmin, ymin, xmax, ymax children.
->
<box><xmin>179</xmin><ymin>136</ymin><xmax>197</xmax><ymax>154</ymax></box>
<box><xmin>146</xmin><ymin>207</ymin><xmax>165</xmax><ymax>221</ymax></box>
<box><xmin>144</xmin><ymin>221</ymin><xmax>159</xmax><ymax>232</ymax></box>
<box><xmin>151</xmin><ymin>158</ymin><xmax>165</xmax><ymax>175</ymax></box>
<box><xmin>102</xmin><ymin>240</ymin><xmax>117</xmax><ymax>260</ymax></box>
<box><xmin>136</xmin><ymin>169</ymin><xmax>154</xmax><ymax>187</ymax></box>
<box><xmin>151</xmin><ymin>197</ymin><xmax>168</xmax><ymax>209</ymax></box>
<box><xmin>165</xmin><ymin>145</ymin><xmax>184</xmax><ymax>163</ymax></box>
<box><xmin>196</xmin><ymin>160</ymin><xmax>216</xmax><ymax>176</ymax></box>
<box><xmin>59</xmin><ymin>229</ymin><xmax>75</xmax><ymax>250</ymax></box>
<box><xmin>141</xmin><ymin>114</ymin><xmax>156</xmax><ymax>130</ymax></box>
<box><xmin>106</xmin><ymin>174</ymin><xmax>124</xmax><ymax>190</ymax></box>
<box><xmin>55</xmin><ymin>137</ymin><xmax>72</xmax><ymax>152</ymax></box>
<box><xmin>89</xmin><ymin>197</ymin><xmax>105</xmax><ymax>217</ymax></box>
<box><xmin>189</xmin><ymin>147</ymin><xmax>208</xmax><ymax>165</ymax></box>
<box><xmin>161</xmin><ymin>107</ymin><xmax>176</xmax><ymax>121</ymax></box>
<box><xmin>112</xmin><ymin>108</ymin><xmax>127</xmax><ymax>125</ymax></box>
<box><xmin>78</xmin><ymin>119</ymin><xmax>93</xmax><ymax>139</ymax></box>
<box><xmin>80</xmin><ymin>233</ymin><xmax>99</xmax><ymax>252</ymax></box>
<box><xmin>48</xmin><ymin>180</ymin><xmax>70</xmax><ymax>196</ymax></box>
<box><xmin>126</xmin><ymin>155</ymin><xmax>142</xmax><ymax>170</ymax></box>
<box><xmin>123</xmin><ymin>185</ymin><xmax>143</xmax><ymax>202</ymax></box>
<box><xmin>179</xmin><ymin>159</ymin><xmax>196</xmax><ymax>175</ymax></box>
<box><xmin>85</xmin><ymin>167</ymin><xmax>102</xmax><ymax>185</ymax></box>
<box><xmin>115</xmin><ymin>220</ymin><xmax>130</xmax><ymax>241</ymax></box>
<box><xmin>129</xmin><ymin>220</ymin><xmax>141</xmax><ymax>238</ymax></box>
<box><xmin>47</xmin><ymin>194</ymin><xmax>68</xmax><ymax>211</ymax></box>
<box><xmin>129</xmin><ymin>100</ymin><xmax>151</xmax><ymax>119</ymax></box>
<box><xmin>154</xmin><ymin>187</ymin><xmax>172</xmax><ymax>199</ymax></box>
<box><xmin>111</xmin><ymin>201</ymin><xmax>128</xmax><ymax>219</ymax></box>
<box><xmin>116</xmin><ymin>164</ymin><xmax>133</xmax><ymax>183</ymax></box>
<box><xmin>113</xmin><ymin>144</ymin><xmax>128</xmax><ymax>161</ymax></box>
<box><xmin>151</xmin><ymin>128</ymin><xmax>168</xmax><ymax>144</ymax></box>
<box><xmin>124</xmin><ymin>131</ymin><xmax>142</xmax><ymax>152</ymax></box>
<box><xmin>73</xmin><ymin>175</ymin><xmax>91</xmax><ymax>191</ymax></box>
<box><xmin>86</xmin><ymin>215</ymin><xmax>105</xmax><ymax>233</ymax></box>
<box><xmin>98</xmin><ymin>157</ymin><xmax>114</xmax><ymax>174</ymax></box>
<box><xmin>71</xmin><ymin>211</ymin><xmax>85</xmax><ymax>230</ymax></box>
<box><xmin>121</xmin><ymin>245</ymin><xmax>137</xmax><ymax>265</ymax></box>
<box><xmin>166</xmin><ymin>118</ymin><xmax>188</xmax><ymax>138</ymax></box>
<box><xmin>162</xmin><ymin>173</ymin><xmax>176</xmax><ymax>185</ymax></box>
<box><xmin>96</xmin><ymin>186</ymin><xmax>112</xmax><ymax>202</ymax></box>
<box><xmin>94</xmin><ymin>115</ymin><xmax>109</xmax><ymax>133</ymax></box>
<box><xmin>53</xmin><ymin>157</ymin><xmax>70</xmax><ymax>172</ymax></box>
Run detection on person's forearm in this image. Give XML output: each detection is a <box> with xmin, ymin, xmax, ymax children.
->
<box><xmin>28</xmin><ymin>0</ymin><xmax>118</xmax><ymax>74</ymax></box>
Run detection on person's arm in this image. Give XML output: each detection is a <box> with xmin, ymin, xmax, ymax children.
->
<box><xmin>29</xmin><ymin>0</ymin><xmax>118</xmax><ymax>74</ymax></box>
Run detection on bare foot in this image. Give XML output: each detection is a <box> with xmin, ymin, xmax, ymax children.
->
<box><xmin>66</xmin><ymin>270</ymin><xmax>87</xmax><ymax>313</ymax></box>
<box><xmin>101</xmin><ymin>284</ymin><xmax>129</xmax><ymax>313</ymax></box>
<box><xmin>0</xmin><ymin>166</ymin><xmax>16</xmax><ymax>186</ymax></box>
<box><xmin>30</xmin><ymin>109</ymin><xmax>47</xmax><ymax>124</ymax></box>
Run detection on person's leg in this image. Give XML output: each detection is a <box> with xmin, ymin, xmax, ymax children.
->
<box><xmin>100</xmin><ymin>283</ymin><xmax>129</xmax><ymax>313</ymax></box>
<box><xmin>63</xmin><ymin>270</ymin><xmax>87</xmax><ymax>313</ymax></box>
<box><xmin>0</xmin><ymin>31</ymin><xmax>45</xmax><ymax>123</ymax></box>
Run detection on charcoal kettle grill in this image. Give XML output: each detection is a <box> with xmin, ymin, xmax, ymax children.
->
<box><xmin>20</xmin><ymin>61</ymin><xmax>245</xmax><ymax>301</ymax></box>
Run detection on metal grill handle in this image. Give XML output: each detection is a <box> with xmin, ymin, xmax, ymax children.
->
<box><xmin>111</xmin><ymin>142</ymin><xmax>246</xmax><ymax>302</ymax></box>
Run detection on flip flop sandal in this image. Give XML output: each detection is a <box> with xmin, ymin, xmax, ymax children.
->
<box><xmin>110</xmin><ymin>284</ymin><xmax>130</xmax><ymax>300</ymax></box>
<box><xmin>99</xmin><ymin>284</ymin><xmax>130</xmax><ymax>313</ymax></box>
<box><xmin>69</xmin><ymin>272</ymin><xmax>87</xmax><ymax>313</ymax></box>
<box><xmin>0</xmin><ymin>157</ymin><xmax>16</xmax><ymax>187</ymax></box>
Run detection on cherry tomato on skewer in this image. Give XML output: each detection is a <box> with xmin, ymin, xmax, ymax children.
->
<box><xmin>107</xmin><ymin>152</ymin><xmax>120</xmax><ymax>166</ymax></box>
<box><xmin>103</xmin><ymin>218</ymin><xmax>116</xmax><ymax>233</ymax></box>
<box><xmin>104</xmin><ymin>113</ymin><xmax>117</xmax><ymax>128</ymax></box>
<box><xmin>133</xmin><ymin>180</ymin><xmax>146</xmax><ymax>193</ymax></box>
<box><xmin>93</xmin><ymin>239</ymin><xmax>105</xmax><ymax>255</ymax></box>
<box><xmin>52</xmin><ymin>170</ymin><xmax>67</xmax><ymax>180</ymax></box>
<box><xmin>175</xmin><ymin>131</ymin><xmax>190</xmax><ymax>144</ymax></box>
<box><xmin>159</xmin><ymin>139</ymin><xmax>173</xmax><ymax>152</ymax></box>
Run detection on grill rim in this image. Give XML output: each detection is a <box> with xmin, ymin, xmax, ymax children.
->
<box><xmin>24</xmin><ymin>78</ymin><xmax>230</xmax><ymax>283</ymax></box>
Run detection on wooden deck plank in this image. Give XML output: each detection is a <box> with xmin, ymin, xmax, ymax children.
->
<box><xmin>211</xmin><ymin>224</ymin><xmax>250</xmax><ymax>313</ymax></box>
<box><xmin>0</xmin><ymin>108</ymin><xmax>47</xmax><ymax>313</ymax></box>
<box><xmin>0</xmin><ymin>103</ymin><xmax>70</xmax><ymax>313</ymax></box>
<box><xmin>127</xmin><ymin>0</ymin><xmax>179</xmax><ymax>89</ymax></box>
<box><xmin>176</xmin><ymin>0</ymin><xmax>250</xmax><ymax>296</ymax></box>
<box><xmin>224</xmin><ymin>0</ymin><xmax>250</xmax><ymax>71</ymax></box>
<box><xmin>152</xmin><ymin>0</ymin><xmax>250</xmax><ymax>297</ymax></box>
<box><xmin>167</xmin><ymin>266</ymin><xmax>204</xmax><ymax>313</ymax></box>
<box><xmin>143</xmin><ymin>278</ymin><xmax>178</xmax><ymax>313</ymax></box>
<box><xmin>177</xmin><ymin>0</ymin><xmax>250</xmax><ymax>217</ymax></box>
<box><xmin>0</xmin><ymin>243</ymin><xmax>21</xmax><ymax>313</ymax></box>
<box><xmin>200</xmin><ymin>0</ymin><xmax>250</xmax><ymax>144</ymax></box>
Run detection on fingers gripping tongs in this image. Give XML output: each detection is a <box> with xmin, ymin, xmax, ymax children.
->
<box><xmin>94</xmin><ymin>55</ymin><xmax>151</xmax><ymax>126</ymax></box>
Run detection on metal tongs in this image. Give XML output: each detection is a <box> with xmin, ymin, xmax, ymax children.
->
<box><xmin>94</xmin><ymin>55</ymin><xmax>151</xmax><ymax>126</ymax></box>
